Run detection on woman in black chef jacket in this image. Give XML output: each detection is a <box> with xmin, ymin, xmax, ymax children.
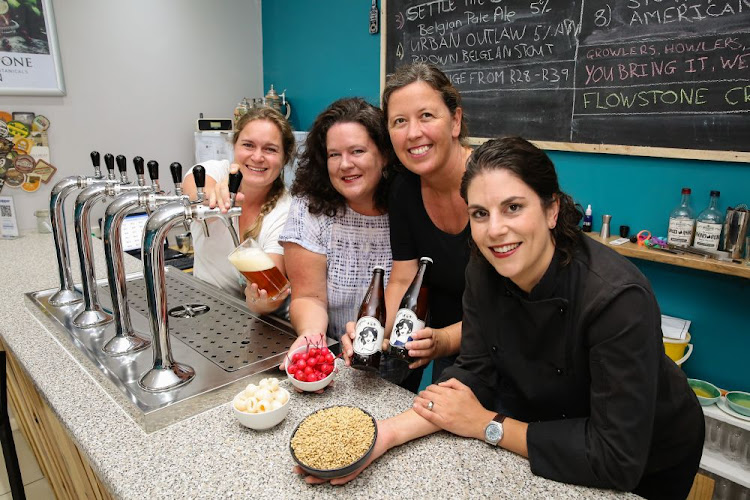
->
<box><xmin>299</xmin><ymin>137</ymin><xmax>704</xmax><ymax>500</ymax></box>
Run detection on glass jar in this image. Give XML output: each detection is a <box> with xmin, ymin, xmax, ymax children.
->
<box><xmin>705</xmin><ymin>417</ymin><xmax>725</xmax><ymax>452</ymax></box>
<box><xmin>34</xmin><ymin>209</ymin><xmax>52</xmax><ymax>234</ymax></box>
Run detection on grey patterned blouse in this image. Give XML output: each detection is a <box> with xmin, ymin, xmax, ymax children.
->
<box><xmin>279</xmin><ymin>196</ymin><xmax>392</xmax><ymax>340</ymax></box>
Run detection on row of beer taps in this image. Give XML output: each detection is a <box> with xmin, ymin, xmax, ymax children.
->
<box><xmin>47</xmin><ymin>151</ymin><xmax>242</xmax><ymax>392</ymax></box>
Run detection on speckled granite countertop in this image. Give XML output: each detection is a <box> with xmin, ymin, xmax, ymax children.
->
<box><xmin>0</xmin><ymin>230</ymin><xmax>637</xmax><ymax>499</ymax></box>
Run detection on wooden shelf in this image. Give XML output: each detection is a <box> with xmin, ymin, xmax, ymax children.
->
<box><xmin>586</xmin><ymin>234</ymin><xmax>750</xmax><ymax>280</ymax></box>
<box><xmin>700</xmin><ymin>449</ymin><xmax>750</xmax><ymax>489</ymax></box>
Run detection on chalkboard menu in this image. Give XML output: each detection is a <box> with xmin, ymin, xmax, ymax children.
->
<box><xmin>384</xmin><ymin>0</ymin><xmax>750</xmax><ymax>161</ymax></box>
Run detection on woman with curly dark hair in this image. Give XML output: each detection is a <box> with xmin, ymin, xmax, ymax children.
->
<box><xmin>302</xmin><ymin>137</ymin><xmax>703</xmax><ymax>500</ymax></box>
<box><xmin>277</xmin><ymin>98</ymin><xmax>395</xmax><ymax>362</ymax></box>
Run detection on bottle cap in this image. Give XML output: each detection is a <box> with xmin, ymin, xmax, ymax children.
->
<box><xmin>710</xmin><ymin>190</ymin><xmax>720</xmax><ymax>197</ymax></box>
<box><xmin>372</xmin><ymin>266</ymin><xmax>385</xmax><ymax>272</ymax></box>
<box><xmin>419</xmin><ymin>257</ymin><xmax>434</xmax><ymax>265</ymax></box>
<box><xmin>681</xmin><ymin>188</ymin><xmax>691</xmax><ymax>194</ymax></box>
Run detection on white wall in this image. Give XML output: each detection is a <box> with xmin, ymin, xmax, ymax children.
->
<box><xmin>2</xmin><ymin>0</ymin><xmax>264</xmax><ymax>230</ymax></box>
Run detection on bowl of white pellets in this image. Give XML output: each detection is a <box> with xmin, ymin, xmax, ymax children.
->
<box><xmin>232</xmin><ymin>377</ymin><xmax>290</xmax><ymax>430</ymax></box>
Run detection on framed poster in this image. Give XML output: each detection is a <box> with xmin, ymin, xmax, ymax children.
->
<box><xmin>0</xmin><ymin>0</ymin><xmax>65</xmax><ymax>96</ymax></box>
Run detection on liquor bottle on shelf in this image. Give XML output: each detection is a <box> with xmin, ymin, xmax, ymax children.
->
<box><xmin>667</xmin><ymin>187</ymin><xmax>695</xmax><ymax>247</ymax></box>
<box><xmin>351</xmin><ymin>266</ymin><xmax>386</xmax><ymax>372</ymax></box>
<box><xmin>387</xmin><ymin>257</ymin><xmax>432</xmax><ymax>363</ymax></box>
<box><xmin>582</xmin><ymin>204</ymin><xmax>592</xmax><ymax>232</ymax></box>
<box><xmin>693</xmin><ymin>190</ymin><xmax>723</xmax><ymax>251</ymax></box>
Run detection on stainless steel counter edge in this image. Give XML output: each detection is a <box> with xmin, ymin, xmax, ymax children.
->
<box><xmin>0</xmin><ymin>230</ymin><xmax>635</xmax><ymax>499</ymax></box>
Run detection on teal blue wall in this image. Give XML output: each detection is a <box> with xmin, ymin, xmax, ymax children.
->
<box><xmin>263</xmin><ymin>1</ymin><xmax>750</xmax><ymax>393</ymax></box>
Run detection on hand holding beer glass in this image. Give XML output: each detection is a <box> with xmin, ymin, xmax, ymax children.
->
<box><xmin>228</xmin><ymin>237</ymin><xmax>290</xmax><ymax>303</ymax></box>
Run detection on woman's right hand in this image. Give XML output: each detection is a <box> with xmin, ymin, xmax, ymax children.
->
<box><xmin>207</xmin><ymin>162</ymin><xmax>245</xmax><ymax>212</ymax></box>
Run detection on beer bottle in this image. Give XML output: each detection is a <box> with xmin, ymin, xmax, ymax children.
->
<box><xmin>351</xmin><ymin>266</ymin><xmax>387</xmax><ymax>372</ymax></box>
<box><xmin>388</xmin><ymin>257</ymin><xmax>432</xmax><ymax>363</ymax></box>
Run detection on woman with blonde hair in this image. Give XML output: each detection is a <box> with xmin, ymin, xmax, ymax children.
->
<box><xmin>183</xmin><ymin>107</ymin><xmax>295</xmax><ymax>316</ymax></box>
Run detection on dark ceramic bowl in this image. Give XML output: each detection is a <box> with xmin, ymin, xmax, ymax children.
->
<box><xmin>290</xmin><ymin>406</ymin><xmax>377</xmax><ymax>479</ymax></box>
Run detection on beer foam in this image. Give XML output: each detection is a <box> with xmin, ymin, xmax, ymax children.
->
<box><xmin>228</xmin><ymin>247</ymin><xmax>275</xmax><ymax>272</ymax></box>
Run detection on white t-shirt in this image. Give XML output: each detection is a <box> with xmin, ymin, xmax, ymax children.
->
<box><xmin>187</xmin><ymin>159</ymin><xmax>291</xmax><ymax>297</ymax></box>
<box><xmin>279</xmin><ymin>196</ymin><xmax>392</xmax><ymax>339</ymax></box>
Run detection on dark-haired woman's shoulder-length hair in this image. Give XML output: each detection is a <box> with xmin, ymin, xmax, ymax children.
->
<box><xmin>291</xmin><ymin>97</ymin><xmax>396</xmax><ymax>217</ymax></box>
<box><xmin>460</xmin><ymin>136</ymin><xmax>584</xmax><ymax>265</ymax></box>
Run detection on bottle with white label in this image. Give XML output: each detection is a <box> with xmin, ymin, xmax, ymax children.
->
<box><xmin>667</xmin><ymin>188</ymin><xmax>695</xmax><ymax>247</ymax></box>
<box><xmin>387</xmin><ymin>257</ymin><xmax>432</xmax><ymax>363</ymax></box>
<box><xmin>351</xmin><ymin>266</ymin><xmax>386</xmax><ymax>372</ymax></box>
<box><xmin>693</xmin><ymin>190</ymin><xmax>723</xmax><ymax>251</ymax></box>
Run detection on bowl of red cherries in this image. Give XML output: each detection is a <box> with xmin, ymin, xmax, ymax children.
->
<box><xmin>285</xmin><ymin>341</ymin><xmax>337</xmax><ymax>392</ymax></box>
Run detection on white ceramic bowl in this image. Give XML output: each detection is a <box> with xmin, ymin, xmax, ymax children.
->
<box><xmin>285</xmin><ymin>345</ymin><xmax>335</xmax><ymax>392</ymax></box>
<box><xmin>232</xmin><ymin>387</ymin><xmax>290</xmax><ymax>430</ymax></box>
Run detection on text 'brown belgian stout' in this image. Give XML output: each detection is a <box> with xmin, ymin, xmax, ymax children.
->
<box><xmin>352</xmin><ymin>266</ymin><xmax>386</xmax><ymax>371</ymax></box>
<box><xmin>387</xmin><ymin>257</ymin><xmax>432</xmax><ymax>363</ymax></box>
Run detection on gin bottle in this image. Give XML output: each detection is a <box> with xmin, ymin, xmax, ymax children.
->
<box><xmin>693</xmin><ymin>190</ymin><xmax>723</xmax><ymax>251</ymax></box>
<box><xmin>667</xmin><ymin>188</ymin><xmax>695</xmax><ymax>247</ymax></box>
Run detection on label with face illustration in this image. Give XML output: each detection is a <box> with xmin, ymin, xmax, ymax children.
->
<box><xmin>389</xmin><ymin>309</ymin><xmax>424</xmax><ymax>348</ymax></box>
<box><xmin>353</xmin><ymin>316</ymin><xmax>384</xmax><ymax>356</ymax></box>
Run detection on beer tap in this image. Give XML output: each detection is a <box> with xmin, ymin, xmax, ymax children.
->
<box><xmin>71</xmin><ymin>153</ymin><xmax>131</xmax><ymax>329</ymax></box>
<box><xmin>116</xmin><ymin>154</ymin><xmax>129</xmax><ymax>184</ymax></box>
<box><xmin>147</xmin><ymin>160</ymin><xmax>162</xmax><ymax>194</ymax></box>
<box><xmin>48</xmin><ymin>151</ymin><xmax>109</xmax><ymax>307</ymax></box>
<box><xmin>101</xmin><ymin>162</ymin><xmax>175</xmax><ymax>356</ymax></box>
<box><xmin>170</xmin><ymin>162</ymin><xmax>183</xmax><ymax>196</ymax></box>
<box><xmin>133</xmin><ymin>156</ymin><xmax>146</xmax><ymax>187</ymax></box>
<box><xmin>138</xmin><ymin>166</ymin><xmax>242</xmax><ymax>392</ymax></box>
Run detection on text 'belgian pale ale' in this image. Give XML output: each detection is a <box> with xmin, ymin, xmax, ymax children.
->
<box><xmin>227</xmin><ymin>246</ymin><xmax>289</xmax><ymax>301</ymax></box>
<box><xmin>388</xmin><ymin>257</ymin><xmax>432</xmax><ymax>363</ymax></box>
<box><xmin>352</xmin><ymin>266</ymin><xmax>386</xmax><ymax>372</ymax></box>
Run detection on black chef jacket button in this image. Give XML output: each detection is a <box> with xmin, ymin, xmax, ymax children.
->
<box><xmin>561</xmin><ymin>413</ymin><xmax>566</xmax><ymax>418</ymax></box>
<box><xmin>559</xmin><ymin>306</ymin><xmax>565</xmax><ymax>315</ymax></box>
<box><xmin>491</xmin><ymin>346</ymin><xmax>498</xmax><ymax>353</ymax></box>
<box><xmin>556</xmin><ymin>368</ymin><xmax>562</xmax><ymax>375</ymax></box>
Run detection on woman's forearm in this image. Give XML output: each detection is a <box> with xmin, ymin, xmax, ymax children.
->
<box><xmin>381</xmin><ymin>408</ymin><xmax>442</xmax><ymax>450</ymax></box>
<box><xmin>289</xmin><ymin>297</ymin><xmax>329</xmax><ymax>337</ymax></box>
<box><xmin>437</xmin><ymin>321</ymin><xmax>462</xmax><ymax>358</ymax></box>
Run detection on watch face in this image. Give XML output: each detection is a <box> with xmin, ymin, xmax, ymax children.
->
<box><xmin>485</xmin><ymin>422</ymin><xmax>502</xmax><ymax>443</ymax></box>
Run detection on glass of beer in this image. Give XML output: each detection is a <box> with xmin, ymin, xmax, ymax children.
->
<box><xmin>227</xmin><ymin>237</ymin><xmax>290</xmax><ymax>301</ymax></box>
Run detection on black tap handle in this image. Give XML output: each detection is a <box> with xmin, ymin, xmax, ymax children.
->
<box><xmin>193</xmin><ymin>165</ymin><xmax>206</xmax><ymax>189</ymax></box>
<box><xmin>170</xmin><ymin>162</ymin><xmax>183</xmax><ymax>184</ymax></box>
<box><xmin>133</xmin><ymin>156</ymin><xmax>145</xmax><ymax>175</ymax></box>
<box><xmin>90</xmin><ymin>151</ymin><xmax>100</xmax><ymax>168</ymax></box>
<box><xmin>147</xmin><ymin>160</ymin><xmax>159</xmax><ymax>180</ymax></box>
<box><xmin>116</xmin><ymin>155</ymin><xmax>127</xmax><ymax>173</ymax></box>
<box><xmin>228</xmin><ymin>171</ymin><xmax>242</xmax><ymax>194</ymax></box>
<box><xmin>104</xmin><ymin>153</ymin><xmax>115</xmax><ymax>173</ymax></box>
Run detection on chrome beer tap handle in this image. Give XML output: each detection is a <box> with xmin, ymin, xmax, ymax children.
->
<box><xmin>133</xmin><ymin>156</ymin><xmax>146</xmax><ymax>187</ymax></box>
<box><xmin>147</xmin><ymin>160</ymin><xmax>162</xmax><ymax>194</ymax></box>
<box><xmin>170</xmin><ymin>162</ymin><xmax>183</xmax><ymax>197</ymax></box>
<box><xmin>170</xmin><ymin>162</ymin><xmax>191</xmax><ymax>233</ymax></box>
<box><xmin>90</xmin><ymin>150</ymin><xmax>103</xmax><ymax>180</ymax></box>
<box><xmin>104</xmin><ymin>153</ymin><xmax>117</xmax><ymax>181</ymax></box>
<box><xmin>116</xmin><ymin>154</ymin><xmax>130</xmax><ymax>184</ymax></box>
<box><xmin>191</xmin><ymin>165</ymin><xmax>211</xmax><ymax>238</ymax></box>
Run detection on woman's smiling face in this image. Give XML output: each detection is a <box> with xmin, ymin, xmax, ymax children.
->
<box><xmin>233</xmin><ymin>118</ymin><xmax>285</xmax><ymax>190</ymax></box>
<box><xmin>466</xmin><ymin>169</ymin><xmax>559</xmax><ymax>293</ymax></box>
<box><xmin>326</xmin><ymin>121</ymin><xmax>386</xmax><ymax>214</ymax></box>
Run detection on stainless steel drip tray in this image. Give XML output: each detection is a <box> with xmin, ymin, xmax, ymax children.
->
<box><xmin>24</xmin><ymin>267</ymin><xmax>309</xmax><ymax>433</ymax></box>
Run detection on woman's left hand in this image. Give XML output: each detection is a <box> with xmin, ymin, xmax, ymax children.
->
<box><xmin>413</xmin><ymin>378</ymin><xmax>494</xmax><ymax>440</ymax></box>
<box><xmin>244</xmin><ymin>283</ymin><xmax>289</xmax><ymax>316</ymax></box>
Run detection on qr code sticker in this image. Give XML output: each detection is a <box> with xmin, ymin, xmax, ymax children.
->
<box><xmin>0</xmin><ymin>204</ymin><xmax>11</xmax><ymax>217</ymax></box>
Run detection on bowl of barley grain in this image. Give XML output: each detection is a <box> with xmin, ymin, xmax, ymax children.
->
<box><xmin>290</xmin><ymin>405</ymin><xmax>377</xmax><ymax>479</ymax></box>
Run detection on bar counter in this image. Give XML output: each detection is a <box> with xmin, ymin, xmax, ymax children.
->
<box><xmin>0</xmin><ymin>230</ymin><xmax>636</xmax><ymax>499</ymax></box>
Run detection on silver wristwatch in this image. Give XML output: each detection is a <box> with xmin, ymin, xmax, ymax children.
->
<box><xmin>484</xmin><ymin>413</ymin><xmax>507</xmax><ymax>446</ymax></box>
